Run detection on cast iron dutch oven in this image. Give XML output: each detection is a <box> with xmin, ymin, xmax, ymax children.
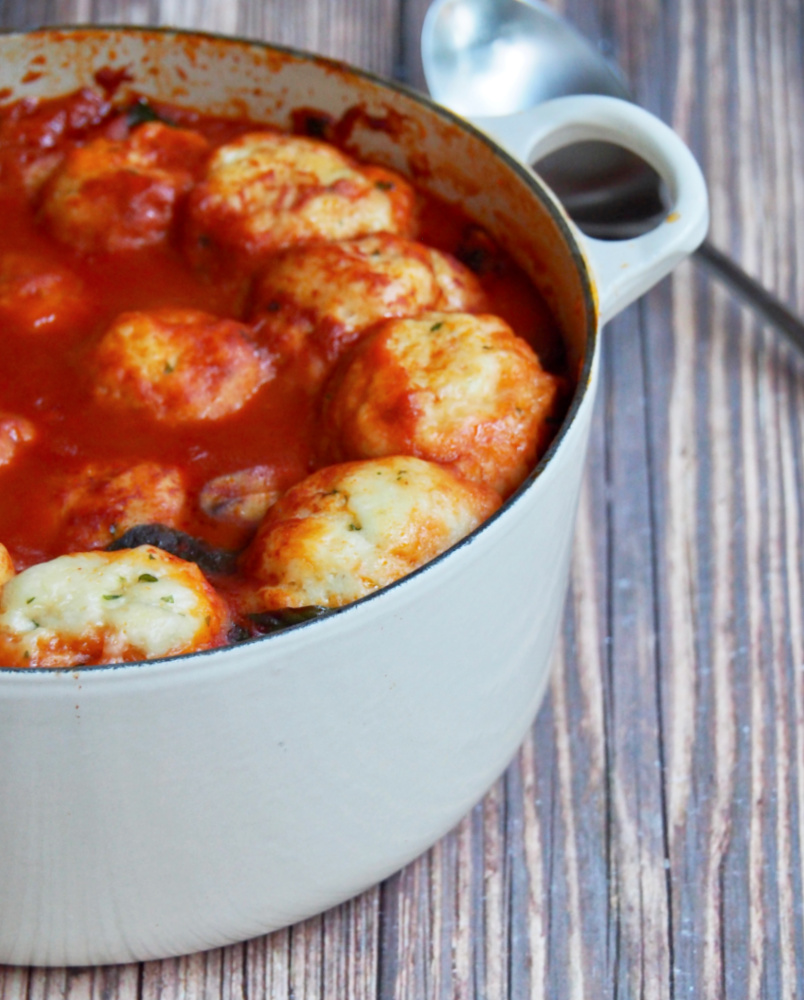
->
<box><xmin>0</xmin><ymin>27</ymin><xmax>707</xmax><ymax>966</ymax></box>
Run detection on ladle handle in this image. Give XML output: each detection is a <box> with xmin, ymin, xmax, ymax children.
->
<box><xmin>471</xmin><ymin>96</ymin><xmax>709</xmax><ymax>326</ymax></box>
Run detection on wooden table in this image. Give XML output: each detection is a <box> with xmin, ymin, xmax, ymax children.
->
<box><xmin>1</xmin><ymin>0</ymin><xmax>801</xmax><ymax>996</ymax></box>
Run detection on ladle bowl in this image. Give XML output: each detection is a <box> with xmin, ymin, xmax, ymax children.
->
<box><xmin>422</xmin><ymin>0</ymin><xmax>629</xmax><ymax>115</ymax></box>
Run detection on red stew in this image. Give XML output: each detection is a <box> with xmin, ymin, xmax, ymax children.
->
<box><xmin>0</xmin><ymin>88</ymin><xmax>566</xmax><ymax>662</ymax></box>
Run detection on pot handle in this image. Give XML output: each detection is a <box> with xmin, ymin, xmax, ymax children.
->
<box><xmin>470</xmin><ymin>96</ymin><xmax>709</xmax><ymax>326</ymax></box>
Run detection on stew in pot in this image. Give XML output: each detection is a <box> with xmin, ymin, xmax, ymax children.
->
<box><xmin>0</xmin><ymin>85</ymin><xmax>567</xmax><ymax>668</ymax></box>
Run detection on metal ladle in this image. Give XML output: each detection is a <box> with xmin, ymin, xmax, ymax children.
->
<box><xmin>421</xmin><ymin>0</ymin><xmax>804</xmax><ymax>350</ymax></box>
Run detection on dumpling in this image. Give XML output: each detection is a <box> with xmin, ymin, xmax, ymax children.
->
<box><xmin>241</xmin><ymin>456</ymin><xmax>501</xmax><ymax>609</ymax></box>
<box><xmin>184</xmin><ymin>132</ymin><xmax>415</xmax><ymax>271</ymax></box>
<box><xmin>53</xmin><ymin>461</ymin><xmax>189</xmax><ymax>552</ymax></box>
<box><xmin>93</xmin><ymin>308</ymin><xmax>273</xmax><ymax>423</ymax></box>
<box><xmin>0</xmin><ymin>545</ymin><xmax>230</xmax><ymax>668</ymax></box>
<box><xmin>40</xmin><ymin>122</ymin><xmax>209</xmax><ymax>252</ymax></box>
<box><xmin>320</xmin><ymin>312</ymin><xmax>563</xmax><ymax>496</ymax></box>
<box><xmin>249</xmin><ymin>234</ymin><xmax>488</xmax><ymax>385</ymax></box>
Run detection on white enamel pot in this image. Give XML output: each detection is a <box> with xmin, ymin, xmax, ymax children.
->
<box><xmin>0</xmin><ymin>27</ymin><xmax>708</xmax><ymax>966</ymax></box>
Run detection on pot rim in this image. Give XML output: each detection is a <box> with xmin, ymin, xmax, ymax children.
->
<box><xmin>0</xmin><ymin>24</ymin><xmax>599</xmax><ymax>675</ymax></box>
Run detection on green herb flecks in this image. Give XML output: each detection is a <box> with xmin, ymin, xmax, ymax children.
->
<box><xmin>126</xmin><ymin>99</ymin><xmax>171</xmax><ymax>128</ymax></box>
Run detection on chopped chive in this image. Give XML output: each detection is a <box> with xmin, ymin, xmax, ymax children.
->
<box><xmin>26</xmin><ymin>597</ymin><xmax>34</xmax><ymax>604</ymax></box>
<box><xmin>161</xmin><ymin>595</ymin><xmax>174</xmax><ymax>604</ymax></box>
<box><xmin>138</xmin><ymin>573</ymin><xmax>158</xmax><ymax>583</ymax></box>
<box><xmin>103</xmin><ymin>594</ymin><xmax>123</xmax><ymax>601</ymax></box>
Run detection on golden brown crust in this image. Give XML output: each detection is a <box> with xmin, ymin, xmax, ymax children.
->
<box><xmin>40</xmin><ymin>122</ymin><xmax>210</xmax><ymax>252</ymax></box>
<box><xmin>320</xmin><ymin>312</ymin><xmax>563</xmax><ymax>497</ymax></box>
<box><xmin>241</xmin><ymin>456</ymin><xmax>501</xmax><ymax>609</ymax></box>
<box><xmin>0</xmin><ymin>95</ymin><xmax>567</xmax><ymax>667</ymax></box>
<box><xmin>92</xmin><ymin>307</ymin><xmax>274</xmax><ymax>424</ymax></box>
<box><xmin>249</xmin><ymin>233</ymin><xmax>488</xmax><ymax>386</ymax></box>
<box><xmin>54</xmin><ymin>461</ymin><xmax>189</xmax><ymax>552</ymax></box>
<box><xmin>183</xmin><ymin>132</ymin><xmax>416</xmax><ymax>272</ymax></box>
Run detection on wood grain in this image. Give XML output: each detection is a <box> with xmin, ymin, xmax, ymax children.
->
<box><xmin>0</xmin><ymin>0</ymin><xmax>803</xmax><ymax>996</ymax></box>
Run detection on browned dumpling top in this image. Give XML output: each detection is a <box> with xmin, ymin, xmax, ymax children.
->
<box><xmin>241</xmin><ymin>456</ymin><xmax>501</xmax><ymax>610</ymax></box>
<box><xmin>184</xmin><ymin>132</ymin><xmax>415</xmax><ymax>271</ymax></box>
<box><xmin>249</xmin><ymin>233</ymin><xmax>489</xmax><ymax>386</ymax></box>
<box><xmin>92</xmin><ymin>307</ymin><xmax>274</xmax><ymax>424</ymax></box>
<box><xmin>40</xmin><ymin>122</ymin><xmax>210</xmax><ymax>253</ymax></box>
<box><xmin>320</xmin><ymin>312</ymin><xmax>563</xmax><ymax>497</ymax></box>
<box><xmin>53</xmin><ymin>461</ymin><xmax>189</xmax><ymax>553</ymax></box>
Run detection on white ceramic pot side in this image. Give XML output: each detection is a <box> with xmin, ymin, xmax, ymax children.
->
<box><xmin>0</xmin><ymin>29</ymin><xmax>708</xmax><ymax>966</ymax></box>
